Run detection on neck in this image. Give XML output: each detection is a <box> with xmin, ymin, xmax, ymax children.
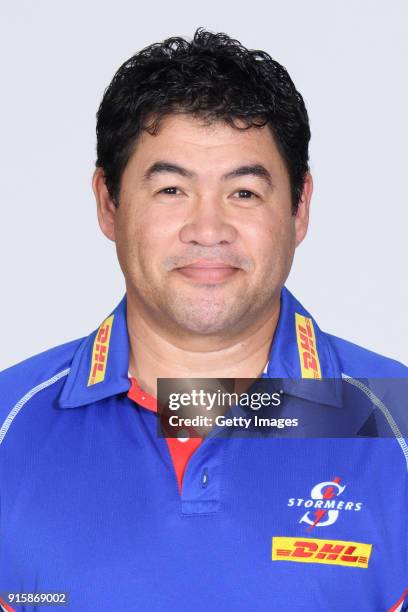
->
<box><xmin>126</xmin><ymin>291</ymin><xmax>281</xmax><ymax>397</ymax></box>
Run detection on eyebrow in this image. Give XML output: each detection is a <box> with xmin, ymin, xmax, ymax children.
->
<box><xmin>143</xmin><ymin>161</ymin><xmax>196</xmax><ymax>181</ymax></box>
<box><xmin>222</xmin><ymin>164</ymin><xmax>273</xmax><ymax>187</ymax></box>
<box><xmin>142</xmin><ymin>161</ymin><xmax>273</xmax><ymax>186</ymax></box>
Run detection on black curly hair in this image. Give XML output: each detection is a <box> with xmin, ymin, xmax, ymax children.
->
<box><xmin>96</xmin><ymin>28</ymin><xmax>311</xmax><ymax>213</ymax></box>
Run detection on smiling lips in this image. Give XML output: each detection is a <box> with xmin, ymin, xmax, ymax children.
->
<box><xmin>175</xmin><ymin>261</ymin><xmax>241</xmax><ymax>282</ymax></box>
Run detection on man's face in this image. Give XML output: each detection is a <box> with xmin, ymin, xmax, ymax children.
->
<box><xmin>95</xmin><ymin>114</ymin><xmax>311</xmax><ymax>337</ymax></box>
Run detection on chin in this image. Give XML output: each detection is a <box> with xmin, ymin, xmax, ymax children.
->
<box><xmin>171</xmin><ymin>308</ymin><xmax>240</xmax><ymax>335</ymax></box>
<box><xmin>179</xmin><ymin>322</ymin><xmax>233</xmax><ymax>335</ymax></box>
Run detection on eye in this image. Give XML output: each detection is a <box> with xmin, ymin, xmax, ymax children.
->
<box><xmin>234</xmin><ymin>189</ymin><xmax>258</xmax><ymax>199</ymax></box>
<box><xmin>159</xmin><ymin>187</ymin><xmax>181</xmax><ymax>195</ymax></box>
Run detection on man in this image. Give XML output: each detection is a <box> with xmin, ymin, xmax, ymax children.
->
<box><xmin>0</xmin><ymin>28</ymin><xmax>407</xmax><ymax>612</ymax></box>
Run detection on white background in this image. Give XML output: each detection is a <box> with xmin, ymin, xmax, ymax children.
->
<box><xmin>1</xmin><ymin>0</ymin><xmax>407</xmax><ymax>370</ymax></box>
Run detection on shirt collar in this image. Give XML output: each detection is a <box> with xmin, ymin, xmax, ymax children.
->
<box><xmin>263</xmin><ymin>287</ymin><xmax>343</xmax><ymax>407</ymax></box>
<box><xmin>58</xmin><ymin>287</ymin><xmax>343</xmax><ymax>409</ymax></box>
<box><xmin>59</xmin><ymin>295</ymin><xmax>130</xmax><ymax>408</ymax></box>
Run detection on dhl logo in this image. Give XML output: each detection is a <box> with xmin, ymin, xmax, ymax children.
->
<box><xmin>295</xmin><ymin>313</ymin><xmax>322</xmax><ymax>379</ymax></box>
<box><xmin>272</xmin><ymin>536</ymin><xmax>372</xmax><ymax>568</ymax></box>
<box><xmin>87</xmin><ymin>315</ymin><xmax>114</xmax><ymax>386</ymax></box>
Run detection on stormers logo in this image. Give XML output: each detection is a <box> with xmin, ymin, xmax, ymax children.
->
<box><xmin>87</xmin><ymin>315</ymin><xmax>114</xmax><ymax>386</ymax></box>
<box><xmin>295</xmin><ymin>313</ymin><xmax>322</xmax><ymax>379</ymax></box>
<box><xmin>288</xmin><ymin>477</ymin><xmax>363</xmax><ymax>531</ymax></box>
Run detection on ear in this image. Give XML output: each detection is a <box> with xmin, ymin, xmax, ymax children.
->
<box><xmin>294</xmin><ymin>172</ymin><xmax>313</xmax><ymax>247</ymax></box>
<box><xmin>92</xmin><ymin>167</ymin><xmax>117</xmax><ymax>242</ymax></box>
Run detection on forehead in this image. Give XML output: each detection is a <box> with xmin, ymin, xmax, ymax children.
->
<box><xmin>125</xmin><ymin>113</ymin><xmax>287</xmax><ymax>176</ymax></box>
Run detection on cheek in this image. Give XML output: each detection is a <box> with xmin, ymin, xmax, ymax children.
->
<box><xmin>113</xmin><ymin>211</ymin><xmax>143</xmax><ymax>274</ymax></box>
<box><xmin>118</xmin><ymin>208</ymin><xmax>177</xmax><ymax>275</ymax></box>
<box><xmin>245</xmin><ymin>217</ymin><xmax>296</xmax><ymax>270</ymax></box>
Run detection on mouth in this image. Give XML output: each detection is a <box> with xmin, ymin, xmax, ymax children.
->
<box><xmin>174</xmin><ymin>261</ymin><xmax>241</xmax><ymax>283</ymax></box>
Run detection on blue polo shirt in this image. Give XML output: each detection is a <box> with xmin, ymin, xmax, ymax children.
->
<box><xmin>1</xmin><ymin>287</ymin><xmax>407</xmax><ymax>612</ymax></box>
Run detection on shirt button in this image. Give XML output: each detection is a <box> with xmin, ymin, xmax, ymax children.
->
<box><xmin>178</xmin><ymin>429</ymin><xmax>189</xmax><ymax>443</ymax></box>
<box><xmin>201</xmin><ymin>468</ymin><xmax>209</xmax><ymax>488</ymax></box>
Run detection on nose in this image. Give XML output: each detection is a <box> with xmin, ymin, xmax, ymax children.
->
<box><xmin>179</xmin><ymin>195</ymin><xmax>238</xmax><ymax>246</ymax></box>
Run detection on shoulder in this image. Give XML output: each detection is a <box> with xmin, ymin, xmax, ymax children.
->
<box><xmin>325</xmin><ymin>332</ymin><xmax>408</xmax><ymax>377</ymax></box>
<box><xmin>0</xmin><ymin>338</ymin><xmax>84</xmax><ymax>422</ymax></box>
